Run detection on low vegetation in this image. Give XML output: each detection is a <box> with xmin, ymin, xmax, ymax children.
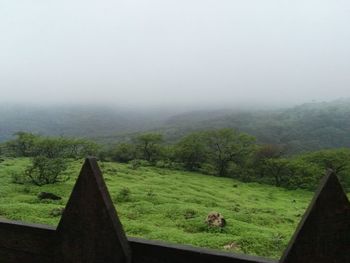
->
<box><xmin>1</xmin><ymin>124</ymin><xmax>350</xmax><ymax>259</ymax></box>
<box><xmin>0</xmin><ymin>158</ymin><xmax>314</xmax><ymax>259</ymax></box>
<box><xmin>2</xmin><ymin>130</ymin><xmax>350</xmax><ymax>192</ymax></box>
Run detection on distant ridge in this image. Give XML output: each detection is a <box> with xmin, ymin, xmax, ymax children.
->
<box><xmin>1</xmin><ymin>99</ymin><xmax>350</xmax><ymax>154</ymax></box>
<box><xmin>0</xmin><ymin>104</ymin><xmax>168</xmax><ymax>142</ymax></box>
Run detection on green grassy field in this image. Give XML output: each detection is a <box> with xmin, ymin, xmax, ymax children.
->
<box><xmin>0</xmin><ymin>158</ymin><xmax>318</xmax><ymax>259</ymax></box>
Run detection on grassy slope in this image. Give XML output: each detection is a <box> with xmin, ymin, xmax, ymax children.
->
<box><xmin>0</xmin><ymin>158</ymin><xmax>316</xmax><ymax>259</ymax></box>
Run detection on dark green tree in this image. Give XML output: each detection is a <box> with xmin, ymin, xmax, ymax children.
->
<box><xmin>174</xmin><ymin>132</ymin><xmax>207</xmax><ymax>170</ymax></box>
<box><xmin>204</xmin><ymin>129</ymin><xmax>256</xmax><ymax>176</ymax></box>
<box><xmin>263</xmin><ymin>158</ymin><xmax>291</xmax><ymax>187</ymax></box>
<box><xmin>253</xmin><ymin>144</ymin><xmax>284</xmax><ymax>178</ymax></box>
<box><xmin>5</xmin><ymin>132</ymin><xmax>38</xmax><ymax>157</ymax></box>
<box><xmin>301</xmin><ymin>149</ymin><xmax>350</xmax><ymax>175</ymax></box>
<box><xmin>111</xmin><ymin>143</ymin><xmax>136</xmax><ymax>163</ymax></box>
<box><xmin>32</xmin><ymin>137</ymin><xmax>67</xmax><ymax>158</ymax></box>
<box><xmin>135</xmin><ymin>133</ymin><xmax>163</xmax><ymax>162</ymax></box>
<box><xmin>64</xmin><ymin>138</ymin><xmax>100</xmax><ymax>158</ymax></box>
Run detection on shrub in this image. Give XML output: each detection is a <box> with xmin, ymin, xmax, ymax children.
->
<box><xmin>134</xmin><ymin>133</ymin><xmax>163</xmax><ymax>162</ymax></box>
<box><xmin>111</xmin><ymin>143</ymin><xmax>136</xmax><ymax>163</ymax></box>
<box><xmin>116</xmin><ymin>187</ymin><xmax>131</xmax><ymax>202</ymax></box>
<box><xmin>25</xmin><ymin>156</ymin><xmax>69</xmax><ymax>186</ymax></box>
<box><xmin>10</xmin><ymin>171</ymin><xmax>27</xmax><ymax>184</ymax></box>
<box><xmin>155</xmin><ymin>160</ymin><xmax>174</xmax><ymax>169</ymax></box>
<box><xmin>199</xmin><ymin>163</ymin><xmax>216</xmax><ymax>175</ymax></box>
<box><xmin>129</xmin><ymin>159</ymin><xmax>141</xmax><ymax>170</ymax></box>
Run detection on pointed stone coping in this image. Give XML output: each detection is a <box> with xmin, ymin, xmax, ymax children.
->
<box><xmin>280</xmin><ymin>172</ymin><xmax>350</xmax><ymax>263</ymax></box>
<box><xmin>55</xmin><ymin>157</ymin><xmax>131</xmax><ymax>263</ymax></box>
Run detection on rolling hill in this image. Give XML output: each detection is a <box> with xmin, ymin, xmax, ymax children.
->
<box><xmin>1</xmin><ymin>99</ymin><xmax>350</xmax><ymax>154</ymax></box>
<box><xmin>0</xmin><ymin>157</ymin><xmax>312</xmax><ymax>259</ymax></box>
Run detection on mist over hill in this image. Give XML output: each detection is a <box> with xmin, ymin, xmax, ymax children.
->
<box><xmin>0</xmin><ymin>104</ymin><xmax>173</xmax><ymax>142</ymax></box>
<box><xmin>99</xmin><ymin>99</ymin><xmax>350</xmax><ymax>154</ymax></box>
<box><xmin>1</xmin><ymin>99</ymin><xmax>350</xmax><ymax>154</ymax></box>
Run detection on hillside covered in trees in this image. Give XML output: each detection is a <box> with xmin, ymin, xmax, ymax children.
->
<box><xmin>1</xmin><ymin>99</ymin><xmax>350</xmax><ymax>155</ymax></box>
<box><xmin>2</xmin><ymin>128</ymin><xmax>350</xmax><ymax>192</ymax></box>
<box><xmin>143</xmin><ymin>99</ymin><xmax>350</xmax><ymax>154</ymax></box>
<box><xmin>0</xmin><ymin>104</ymin><xmax>173</xmax><ymax>142</ymax></box>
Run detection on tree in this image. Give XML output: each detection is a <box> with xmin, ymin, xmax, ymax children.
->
<box><xmin>204</xmin><ymin>129</ymin><xmax>256</xmax><ymax>176</ymax></box>
<box><xmin>254</xmin><ymin>144</ymin><xmax>284</xmax><ymax>161</ymax></box>
<box><xmin>299</xmin><ymin>149</ymin><xmax>350</xmax><ymax>190</ymax></box>
<box><xmin>287</xmin><ymin>159</ymin><xmax>322</xmax><ymax>190</ymax></box>
<box><xmin>5</xmin><ymin>134</ymin><xmax>100</xmax><ymax>185</ymax></box>
<box><xmin>8</xmin><ymin>134</ymin><xmax>100</xmax><ymax>159</ymax></box>
<box><xmin>25</xmin><ymin>156</ymin><xmax>68</xmax><ymax>186</ymax></box>
<box><xmin>253</xmin><ymin>144</ymin><xmax>284</xmax><ymax>178</ymax></box>
<box><xmin>64</xmin><ymin>138</ymin><xmax>100</xmax><ymax>158</ymax></box>
<box><xmin>135</xmin><ymin>133</ymin><xmax>163</xmax><ymax>162</ymax></box>
<box><xmin>111</xmin><ymin>143</ymin><xmax>136</xmax><ymax>163</ymax></box>
<box><xmin>263</xmin><ymin>158</ymin><xmax>291</xmax><ymax>187</ymax></box>
<box><xmin>32</xmin><ymin>137</ymin><xmax>68</xmax><ymax>158</ymax></box>
<box><xmin>174</xmin><ymin>132</ymin><xmax>207</xmax><ymax>170</ymax></box>
<box><xmin>5</xmin><ymin>132</ymin><xmax>38</xmax><ymax>157</ymax></box>
<box><xmin>0</xmin><ymin>143</ymin><xmax>3</xmax><ymax>157</ymax></box>
<box><xmin>301</xmin><ymin>149</ymin><xmax>350</xmax><ymax>175</ymax></box>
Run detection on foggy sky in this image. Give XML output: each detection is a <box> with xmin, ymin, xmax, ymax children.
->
<box><xmin>1</xmin><ymin>0</ymin><xmax>350</xmax><ymax>108</ymax></box>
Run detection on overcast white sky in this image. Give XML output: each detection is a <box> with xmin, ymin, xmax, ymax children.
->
<box><xmin>0</xmin><ymin>0</ymin><xmax>349</xmax><ymax>108</ymax></box>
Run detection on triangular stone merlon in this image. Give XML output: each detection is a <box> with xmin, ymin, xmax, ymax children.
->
<box><xmin>280</xmin><ymin>172</ymin><xmax>350</xmax><ymax>263</ymax></box>
<box><xmin>55</xmin><ymin>157</ymin><xmax>131</xmax><ymax>263</ymax></box>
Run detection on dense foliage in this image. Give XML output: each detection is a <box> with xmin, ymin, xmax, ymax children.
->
<box><xmin>2</xmin><ymin>132</ymin><xmax>99</xmax><ymax>185</ymax></box>
<box><xmin>150</xmin><ymin>100</ymin><xmax>350</xmax><ymax>154</ymax></box>
<box><xmin>100</xmin><ymin>129</ymin><xmax>350</xmax><ymax>191</ymax></box>
<box><xmin>94</xmin><ymin>99</ymin><xmax>350</xmax><ymax>154</ymax></box>
<box><xmin>4</xmin><ymin>131</ymin><xmax>99</xmax><ymax>158</ymax></box>
<box><xmin>1</xmin><ymin>127</ymin><xmax>350</xmax><ymax>191</ymax></box>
